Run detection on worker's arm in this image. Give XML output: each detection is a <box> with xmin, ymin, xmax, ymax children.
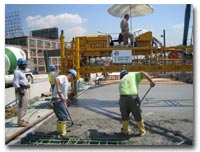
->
<box><xmin>140</xmin><ymin>71</ymin><xmax>155</xmax><ymax>87</ymax></box>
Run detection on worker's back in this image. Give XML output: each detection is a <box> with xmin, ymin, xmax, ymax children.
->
<box><xmin>119</xmin><ymin>72</ymin><xmax>143</xmax><ymax>95</ymax></box>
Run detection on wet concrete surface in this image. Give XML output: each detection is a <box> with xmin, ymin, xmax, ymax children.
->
<box><xmin>22</xmin><ymin>83</ymin><xmax>193</xmax><ymax>145</ymax></box>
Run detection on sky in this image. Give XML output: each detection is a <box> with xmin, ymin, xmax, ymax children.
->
<box><xmin>5</xmin><ymin>4</ymin><xmax>193</xmax><ymax>46</ymax></box>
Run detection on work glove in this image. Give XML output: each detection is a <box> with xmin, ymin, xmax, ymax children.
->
<box><xmin>59</xmin><ymin>93</ymin><xmax>66</xmax><ymax>103</ymax></box>
<box><xmin>150</xmin><ymin>81</ymin><xmax>155</xmax><ymax>87</ymax></box>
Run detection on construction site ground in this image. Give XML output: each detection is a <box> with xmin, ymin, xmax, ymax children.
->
<box><xmin>6</xmin><ymin>78</ymin><xmax>193</xmax><ymax>146</ymax></box>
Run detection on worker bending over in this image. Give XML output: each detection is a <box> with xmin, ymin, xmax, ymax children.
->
<box><xmin>52</xmin><ymin>69</ymin><xmax>77</xmax><ymax>137</ymax></box>
<box><xmin>119</xmin><ymin>70</ymin><xmax>155</xmax><ymax>136</ymax></box>
<box><xmin>13</xmin><ymin>58</ymin><xmax>30</xmax><ymax>127</ymax></box>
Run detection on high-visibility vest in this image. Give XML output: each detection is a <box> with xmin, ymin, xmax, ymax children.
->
<box><xmin>48</xmin><ymin>72</ymin><xmax>55</xmax><ymax>85</ymax></box>
<box><xmin>119</xmin><ymin>72</ymin><xmax>143</xmax><ymax>95</ymax></box>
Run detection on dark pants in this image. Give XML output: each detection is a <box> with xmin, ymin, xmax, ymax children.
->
<box><xmin>119</xmin><ymin>95</ymin><xmax>142</xmax><ymax>122</ymax></box>
<box><xmin>53</xmin><ymin>100</ymin><xmax>69</xmax><ymax>121</ymax></box>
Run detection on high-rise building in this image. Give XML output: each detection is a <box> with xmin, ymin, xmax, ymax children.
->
<box><xmin>31</xmin><ymin>27</ymin><xmax>59</xmax><ymax>39</ymax></box>
<box><xmin>5</xmin><ymin>11</ymin><xmax>24</xmax><ymax>39</ymax></box>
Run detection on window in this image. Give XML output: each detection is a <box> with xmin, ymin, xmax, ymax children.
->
<box><xmin>45</xmin><ymin>41</ymin><xmax>50</xmax><ymax>47</ymax></box>
<box><xmin>30</xmin><ymin>49</ymin><xmax>36</xmax><ymax>57</ymax></box>
<box><xmin>38</xmin><ymin>67</ymin><xmax>45</xmax><ymax>71</ymax></box>
<box><xmin>57</xmin><ymin>43</ymin><xmax>60</xmax><ymax>48</ymax></box>
<box><xmin>37</xmin><ymin>50</ymin><xmax>43</xmax><ymax>56</ymax></box>
<box><xmin>51</xmin><ymin>42</ymin><xmax>56</xmax><ymax>48</ymax></box>
<box><xmin>29</xmin><ymin>39</ymin><xmax>36</xmax><ymax>46</ymax></box>
<box><xmin>38</xmin><ymin>58</ymin><xmax>45</xmax><ymax>65</ymax></box>
<box><xmin>37</xmin><ymin>40</ymin><xmax>43</xmax><ymax>47</ymax></box>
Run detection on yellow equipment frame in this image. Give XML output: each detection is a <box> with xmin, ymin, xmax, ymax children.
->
<box><xmin>60</xmin><ymin>31</ymin><xmax>193</xmax><ymax>81</ymax></box>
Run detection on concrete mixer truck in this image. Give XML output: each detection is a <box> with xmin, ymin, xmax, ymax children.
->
<box><xmin>5</xmin><ymin>46</ymin><xmax>34</xmax><ymax>87</ymax></box>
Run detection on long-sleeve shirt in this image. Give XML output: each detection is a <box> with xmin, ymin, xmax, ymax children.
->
<box><xmin>13</xmin><ymin>68</ymin><xmax>28</xmax><ymax>88</ymax></box>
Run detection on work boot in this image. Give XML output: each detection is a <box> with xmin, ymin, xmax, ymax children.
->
<box><xmin>57</xmin><ymin>121</ymin><xmax>67</xmax><ymax>137</ymax></box>
<box><xmin>121</xmin><ymin>121</ymin><xmax>131</xmax><ymax>135</ymax></box>
<box><xmin>136</xmin><ymin>120</ymin><xmax>146</xmax><ymax>136</ymax></box>
<box><xmin>18</xmin><ymin>120</ymin><xmax>29</xmax><ymax>127</ymax></box>
<box><xmin>57</xmin><ymin>121</ymin><xmax>61</xmax><ymax>133</ymax></box>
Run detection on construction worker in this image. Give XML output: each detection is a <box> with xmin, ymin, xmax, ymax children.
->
<box><xmin>119</xmin><ymin>70</ymin><xmax>155</xmax><ymax>136</ymax></box>
<box><xmin>52</xmin><ymin>69</ymin><xmax>77</xmax><ymax>137</ymax></box>
<box><xmin>120</xmin><ymin>14</ymin><xmax>134</xmax><ymax>45</ymax></box>
<box><xmin>13</xmin><ymin>58</ymin><xmax>30</xmax><ymax>127</ymax></box>
<box><xmin>48</xmin><ymin>64</ymin><xmax>57</xmax><ymax>92</ymax></box>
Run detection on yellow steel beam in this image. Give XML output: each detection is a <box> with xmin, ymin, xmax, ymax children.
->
<box><xmin>60</xmin><ymin>30</ymin><xmax>65</xmax><ymax>75</ymax></box>
<box><xmin>79</xmin><ymin>64</ymin><xmax>192</xmax><ymax>74</ymax></box>
<box><xmin>75</xmin><ymin>37</ymin><xmax>80</xmax><ymax>80</ymax></box>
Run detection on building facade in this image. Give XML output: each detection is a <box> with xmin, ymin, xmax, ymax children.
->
<box><xmin>6</xmin><ymin>36</ymin><xmax>61</xmax><ymax>74</ymax></box>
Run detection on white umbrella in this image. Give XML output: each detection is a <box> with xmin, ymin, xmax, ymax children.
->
<box><xmin>108</xmin><ymin>4</ymin><xmax>154</xmax><ymax>32</ymax></box>
<box><xmin>108</xmin><ymin>4</ymin><xmax>154</xmax><ymax>18</ymax></box>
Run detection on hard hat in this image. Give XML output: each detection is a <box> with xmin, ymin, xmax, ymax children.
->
<box><xmin>68</xmin><ymin>69</ymin><xmax>77</xmax><ymax>78</ymax></box>
<box><xmin>49</xmin><ymin>64</ymin><xmax>56</xmax><ymax>71</ymax></box>
<box><xmin>17</xmin><ymin>58</ymin><xmax>27</xmax><ymax>65</ymax></box>
<box><xmin>120</xmin><ymin>69</ymin><xmax>128</xmax><ymax>79</ymax></box>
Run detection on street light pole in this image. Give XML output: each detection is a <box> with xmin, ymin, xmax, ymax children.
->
<box><xmin>161</xmin><ymin>29</ymin><xmax>166</xmax><ymax>46</ymax></box>
<box><xmin>161</xmin><ymin>29</ymin><xmax>166</xmax><ymax>57</ymax></box>
<box><xmin>160</xmin><ymin>29</ymin><xmax>166</xmax><ymax>74</ymax></box>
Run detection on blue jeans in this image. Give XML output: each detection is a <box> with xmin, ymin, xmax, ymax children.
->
<box><xmin>51</xmin><ymin>84</ymin><xmax>55</xmax><ymax>92</ymax></box>
<box><xmin>53</xmin><ymin>100</ymin><xmax>69</xmax><ymax>121</ymax></box>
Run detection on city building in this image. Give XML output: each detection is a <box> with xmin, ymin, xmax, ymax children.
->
<box><xmin>5</xmin><ymin>36</ymin><xmax>61</xmax><ymax>74</ymax></box>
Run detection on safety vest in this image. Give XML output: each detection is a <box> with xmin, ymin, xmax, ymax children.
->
<box><xmin>119</xmin><ymin>72</ymin><xmax>143</xmax><ymax>95</ymax></box>
<box><xmin>48</xmin><ymin>72</ymin><xmax>55</xmax><ymax>85</ymax></box>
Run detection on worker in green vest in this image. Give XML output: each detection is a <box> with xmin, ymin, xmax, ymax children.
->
<box><xmin>119</xmin><ymin>70</ymin><xmax>155</xmax><ymax>136</ymax></box>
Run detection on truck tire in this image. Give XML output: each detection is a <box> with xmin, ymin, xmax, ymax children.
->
<box><xmin>26</xmin><ymin>75</ymin><xmax>33</xmax><ymax>84</ymax></box>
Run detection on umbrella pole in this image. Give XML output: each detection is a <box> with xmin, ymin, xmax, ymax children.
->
<box><xmin>130</xmin><ymin>18</ymin><xmax>132</xmax><ymax>33</ymax></box>
<box><xmin>130</xmin><ymin>5</ymin><xmax>132</xmax><ymax>33</ymax></box>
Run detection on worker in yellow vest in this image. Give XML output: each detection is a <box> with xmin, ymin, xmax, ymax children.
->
<box><xmin>48</xmin><ymin>65</ymin><xmax>57</xmax><ymax>92</ymax></box>
<box><xmin>119</xmin><ymin>70</ymin><xmax>155</xmax><ymax>136</ymax></box>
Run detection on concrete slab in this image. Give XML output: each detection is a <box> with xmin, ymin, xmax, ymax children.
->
<box><xmin>31</xmin><ymin>83</ymin><xmax>193</xmax><ymax>146</ymax></box>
